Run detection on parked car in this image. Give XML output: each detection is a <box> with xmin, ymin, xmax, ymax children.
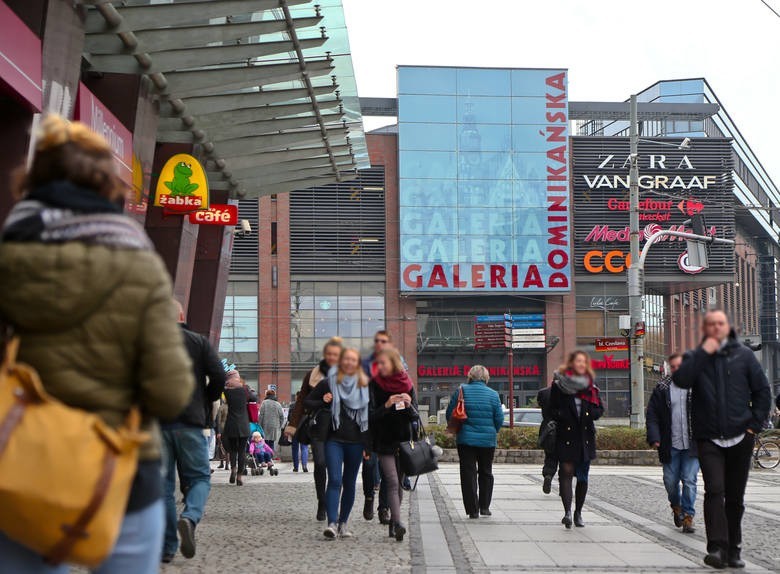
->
<box><xmin>502</xmin><ymin>407</ymin><xmax>544</xmax><ymax>428</ymax></box>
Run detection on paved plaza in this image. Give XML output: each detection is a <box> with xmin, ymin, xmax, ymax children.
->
<box><xmin>141</xmin><ymin>462</ymin><xmax>780</xmax><ymax>573</ymax></box>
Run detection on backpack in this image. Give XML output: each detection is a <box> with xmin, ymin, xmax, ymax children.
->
<box><xmin>0</xmin><ymin>337</ymin><xmax>148</xmax><ymax>567</ymax></box>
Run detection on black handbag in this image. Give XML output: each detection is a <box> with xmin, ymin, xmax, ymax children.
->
<box><xmin>538</xmin><ymin>420</ymin><xmax>557</xmax><ymax>452</ymax></box>
<box><xmin>294</xmin><ymin>407</ymin><xmax>331</xmax><ymax>445</ymax></box>
<box><xmin>398</xmin><ymin>423</ymin><xmax>439</xmax><ymax>477</ymax></box>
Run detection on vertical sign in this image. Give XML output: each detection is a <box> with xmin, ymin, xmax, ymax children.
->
<box><xmin>398</xmin><ymin>66</ymin><xmax>571</xmax><ymax>293</ymax></box>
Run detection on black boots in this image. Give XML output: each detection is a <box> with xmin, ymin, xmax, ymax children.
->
<box><xmin>542</xmin><ymin>475</ymin><xmax>553</xmax><ymax>494</ymax></box>
<box><xmin>561</xmin><ymin>511</ymin><xmax>573</xmax><ymax>529</ymax></box>
<box><xmin>728</xmin><ymin>548</ymin><xmax>745</xmax><ymax>569</ymax></box>
<box><xmin>574</xmin><ymin>481</ymin><xmax>588</xmax><ymax>527</ymax></box>
<box><xmin>363</xmin><ymin>497</ymin><xmax>375</xmax><ymax>521</ymax></box>
<box><xmin>316</xmin><ymin>501</ymin><xmax>327</xmax><ymax>522</ymax></box>
<box><xmin>704</xmin><ymin>548</ymin><xmax>727</xmax><ymax>569</ymax></box>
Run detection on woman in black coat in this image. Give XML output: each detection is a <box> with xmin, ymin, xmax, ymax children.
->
<box><xmin>369</xmin><ymin>348</ymin><xmax>418</xmax><ymax>542</ymax></box>
<box><xmin>223</xmin><ymin>371</ymin><xmax>257</xmax><ymax>486</ymax></box>
<box><xmin>549</xmin><ymin>351</ymin><xmax>604</xmax><ymax>528</ymax></box>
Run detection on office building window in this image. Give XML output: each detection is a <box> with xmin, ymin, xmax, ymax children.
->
<box><xmin>220</xmin><ymin>295</ymin><xmax>258</xmax><ymax>353</ymax></box>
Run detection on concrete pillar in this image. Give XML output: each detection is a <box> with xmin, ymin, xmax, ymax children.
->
<box><xmin>41</xmin><ymin>0</ymin><xmax>83</xmax><ymax>117</ymax></box>
<box><xmin>187</xmin><ymin>191</ymin><xmax>235</xmax><ymax>343</ymax></box>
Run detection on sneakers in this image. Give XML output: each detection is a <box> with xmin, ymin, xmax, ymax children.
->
<box><xmin>337</xmin><ymin>522</ymin><xmax>353</xmax><ymax>538</ymax></box>
<box><xmin>682</xmin><ymin>515</ymin><xmax>695</xmax><ymax>533</ymax></box>
<box><xmin>542</xmin><ymin>475</ymin><xmax>553</xmax><ymax>495</ymax></box>
<box><xmin>363</xmin><ymin>497</ymin><xmax>375</xmax><ymax>521</ymax></box>
<box><xmin>671</xmin><ymin>505</ymin><xmax>683</xmax><ymax>528</ymax></box>
<box><xmin>323</xmin><ymin>523</ymin><xmax>338</xmax><ymax>539</ymax></box>
<box><xmin>177</xmin><ymin>518</ymin><xmax>196</xmax><ymax>559</ymax></box>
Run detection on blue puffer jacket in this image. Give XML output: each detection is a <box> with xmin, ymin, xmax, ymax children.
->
<box><xmin>446</xmin><ymin>380</ymin><xmax>503</xmax><ymax>448</ymax></box>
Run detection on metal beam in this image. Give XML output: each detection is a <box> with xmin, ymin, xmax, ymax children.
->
<box><xmin>160</xmin><ymin>85</ymin><xmax>337</xmax><ymax>117</ymax></box>
<box><xmin>88</xmin><ymin>36</ymin><xmax>327</xmax><ymax>75</ymax></box>
<box><xmin>215</xmin><ymin>125</ymin><xmax>348</xmax><ymax>157</ymax></box>
<box><xmin>235</xmin><ymin>173</ymin><xmax>362</xmax><ymax>199</ymax></box>
<box><xmin>163</xmin><ymin>59</ymin><xmax>334</xmax><ymax>99</ymax></box>
<box><xmin>237</xmin><ymin>166</ymin><xmax>344</xmax><ymax>188</ymax></box>
<box><xmin>222</xmin><ymin>155</ymin><xmax>353</xmax><ymax>179</ymax></box>
<box><xmin>207</xmin><ymin>111</ymin><xmax>343</xmax><ymax>142</ymax></box>
<box><xmin>84</xmin><ymin>0</ymin><xmax>310</xmax><ymax>34</ymax></box>
<box><xmin>165</xmin><ymin>99</ymin><xmax>341</xmax><ymax>132</ymax></box>
<box><xmin>85</xmin><ymin>16</ymin><xmax>323</xmax><ymax>54</ymax></box>
<box><xmin>213</xmin><ymin>144</ymin><xmax>351</xmax><ymax>170</ymax></box>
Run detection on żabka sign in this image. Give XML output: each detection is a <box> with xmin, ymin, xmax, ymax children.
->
<box><xmin>154</xmin><ymin>154</ymin><xmax>209</xmax><ymax>214</ymax></box>
<box><xmin>397</xmin><ymin>67</ymin><xmax>571</xmax><ymax>293</ymax></box>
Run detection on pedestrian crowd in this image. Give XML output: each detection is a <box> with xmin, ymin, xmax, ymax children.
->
<box><xmin>0</xmin><ymin>117</ymin><xmax>775</xmax><ymax>573</ymax></box>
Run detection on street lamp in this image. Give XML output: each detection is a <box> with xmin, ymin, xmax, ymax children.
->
<box><xmin>626</xmin><ymin>95</ymin><xmax>734</xmax><ymax>429</ymax></box>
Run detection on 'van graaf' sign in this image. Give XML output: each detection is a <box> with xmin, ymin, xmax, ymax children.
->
<box><xmin>398</xmin><ymin>67</ymin><xmax>572</xmax><ymax>293</ymax></box>
<box><xmin>572</xmin><ymin>137</ymin><xmax>734</xmax><ymax>282</ymax></box>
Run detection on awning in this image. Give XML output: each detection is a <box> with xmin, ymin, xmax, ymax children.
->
<box><xmin>83</xmin><ymin>0</ymin><xmax>368</xmax><ymax>198</ymax></box>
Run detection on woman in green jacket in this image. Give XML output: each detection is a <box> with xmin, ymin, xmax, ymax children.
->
<box><xmin>0</xmin><ymin>116</ymin><xmax>194</xmax><ymax>573</ymax></box>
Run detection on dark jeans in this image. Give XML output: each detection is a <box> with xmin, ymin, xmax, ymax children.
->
<box><xmin>312</xmin><ymin>440</ymin><xmax>327</xmax><ymax>503</ymax></box>
<box><xmin>324</xmin><ymin>440</ymin><xmax>364</xmax><ymax>524</ymax></box>
<box><xmin>266</xmin><ymin>439</ymin><xmax>275</xmax><ymax>453</ymax></box>
<box><xmin>162</xmin><ymin>427</ymin><xmax>211</xmax><ymax>556</ymax></box>
<box><xmin>291</xmin><ymin>437</ymin><xmax>309</xmax><ymax>470</ymax></box>
<box><xmin>457</xmin><ymin>444</ymin><xmax>495</xmax><ymax>515</ymax></box>
<box><xmin>226</xmin><ymin>436</ymin><xmax>247</xmax><ymax>475</ymax></box>
<box><xmin>362</xmin><ymin>452</ymin><xmax>389</xmax><ymax>510</ymax></box>
<box><xmin>698</xmin><ymin>435</ymin><xmax>754</xmax><ymax>554</ymax></box>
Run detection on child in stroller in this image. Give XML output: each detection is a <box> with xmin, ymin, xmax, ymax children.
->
<box><xmin>248</xmin><ymin>431</ymin><xmax>278</xmax><ymax>476</ymax></box>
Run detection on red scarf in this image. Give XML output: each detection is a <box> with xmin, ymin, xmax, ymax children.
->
<box><xmin>375</xmin><ymin>370</ymin><xmax>413</xmax><ymax>394</ymax></box>
<box><xmin>566</xmin><ymin>370</ymin><xmax>600</xmax><ymax>406</ymax></box>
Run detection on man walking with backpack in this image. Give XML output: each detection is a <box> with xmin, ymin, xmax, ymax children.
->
<box><xmin>161</xmin><ymin>302</ymin><xmax>226</xmax><ymax>563</ymax></box>
<box><xmin>646</xmin><ymin>353</ymin><xmax>698</xmax><ymax>534</ymax></box>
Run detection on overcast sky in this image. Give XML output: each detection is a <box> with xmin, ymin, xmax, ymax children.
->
<box><xmin>342</xmin><ymin>0</ymin><xmax>780</xmax><ymax>184</ymax></box>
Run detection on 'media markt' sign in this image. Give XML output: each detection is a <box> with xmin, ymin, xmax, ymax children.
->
<box><xmin>572</xmin><ymin>137</ymin><xmax>734</xmax><ymax>284</ymax></box>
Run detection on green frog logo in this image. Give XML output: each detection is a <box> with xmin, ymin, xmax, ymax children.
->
<box><xmin>164</xmin><ymin>162</ymin><xmax>200</xmax><ymax>196</ymax></box>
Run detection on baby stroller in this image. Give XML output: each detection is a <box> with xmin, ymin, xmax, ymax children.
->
<box><xmin>246</xmin><ymin>426</ymin><xmax>278</xmax><ymax>476</ymax></box>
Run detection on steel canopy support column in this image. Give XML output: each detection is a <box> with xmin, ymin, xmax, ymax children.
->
<box><xmin>628</xmin><ymin>94</ymin><xmax>645</xmax><ymax>430</ymax></box>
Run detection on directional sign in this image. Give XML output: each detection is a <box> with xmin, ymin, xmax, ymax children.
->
<box><xmin>505</xmin><ymin>328</ymin><xmax>545</xmax><ymax>336</ymax></box>
<box><xmin>505</xmin><ymin>334</ymin><xmax>546</xmax><ymax>343</ymax></box>
<box><xmin>504</xmin><ymin>313</ymin><xmax>544</xmax><ymax>321</ymax></box>
<box><xmin>506</xmin><ymin>341</ymin><xmax>547</xmax><ymax>349</ymax></box>
<box><xmin>476</xmin><ymin>315</ymin><xmax>506</xmax><ymax>323</ymax></box>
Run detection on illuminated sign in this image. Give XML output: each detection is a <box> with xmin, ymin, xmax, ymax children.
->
<box><xmin>595</xmin><ymin>337</ymin><xmax>629</xmax><ymax>352</ymax></box>
<box><xmin>188</xmin><ymin>204</ymin><xmax>238</xmax><ymax>226</ymax></box>
<box><xmin>154</xmin><ymin>154</ymin><xmax>209</xmax><ymax>213</ymax></box>
<box><xmin>572</xmin><ymin>138</ymin><xmax>734</xmax><ymax>283</ymax></box>
<box><xmin>417</xmin><ymin>364</ymin><xmax>541</xmax><ymax>378</ymax></box>
<box><xmin>591</xmin><ymin>355</ymin><xmax>630</xmax><ymax>370</ymax></box>
<box><xmin>398</xmin><ymin>67</ymin><xmax>571</xmax><ymax>293</ymax></box>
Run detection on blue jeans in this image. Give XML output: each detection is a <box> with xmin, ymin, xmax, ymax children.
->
<box><xmin>291</xmin><ymin>438</ymin><xmax>309</xmax><ymax>470</ymax></box>
<box><xmin>253</xmin><ymin>452</ymin><xmax>272</xmax><ymax>464</ymax></box>
<box><xmin>324</xmin><ymin>440</ymin><xmax>364</xmax><ymax>524</ymax></box>
<box><xmin>163</xmin><ymin>427</ymin><xmax>211</xmax><ymax>556</ymax></box>
<box><xmin>663</xmin><ymin>447</ymin><xmax>699</xmax><ymax>516</ymax></box>
<box><xmin>0</xmin><ymin>499</ymin><xmax>164</xmax><ymax>574</ymax></box>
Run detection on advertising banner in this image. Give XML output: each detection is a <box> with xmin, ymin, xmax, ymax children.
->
<box><xmin>0</xmin><ymin>2</ymin><xmax>42</xmax><ymax>110</ymax></box>
<box><xmin>572</xmin><ymin>137</ymin><xmax>734</xmax><ymax>287</ymax></box>
<box><xmin>398</xmin><ymin>66</ymin><xmax>571</xmax><ymax>293</ymax></box>
<box><xmin>154</xmin><ymin>153</ymin><xmax>209</xmax><ymax>213</ymax></box>
<box><xmin>76</xmin><ymin>84</ymin><xmax>133</xmax><ymax>187</ymax></box>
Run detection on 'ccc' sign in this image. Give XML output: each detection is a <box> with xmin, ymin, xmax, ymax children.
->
<box><xmin>584</xmin><ymin>250</ymin><xmax>632</xmax><ymax>274</ymax></box>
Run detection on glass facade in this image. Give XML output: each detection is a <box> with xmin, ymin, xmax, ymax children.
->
<box><xmin>289</xmin><ymin>279</ymin><xmax>385</xmax><ymax>363</ymax></box>
<box><xmin>397</xmin><ymin>66</ymin><xmax>571</xmax><ymax>293</ymax></box>
<box><xmin>219</xmin><ymin>294</ymin><xmax>259</xmax><ymax>354</ymax></box>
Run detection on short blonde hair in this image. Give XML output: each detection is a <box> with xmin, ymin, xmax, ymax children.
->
<box><xmin>467</xmin><ymin>365</ymin><xmax>490</xmax><ymax>383</ymax></box>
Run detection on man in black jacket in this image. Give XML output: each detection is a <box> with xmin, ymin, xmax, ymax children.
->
<box><xmin>537</xmin><ymin>384</ymin><xmax>557</xmax><ymax>494</ymax></box>
<box><xmin>646</xmin><ymin>353</ymin><xmax>698</xmax><ymax>533</ymax></box>
<box><xmin>161</xmin><ymin>303</ymin><xmax>226</xmax><ymax>563</ymax></box>
<box><xmin>673</xmin><ymin>310</ymin><xmax>771</xmax><ymax>570</ymax></box>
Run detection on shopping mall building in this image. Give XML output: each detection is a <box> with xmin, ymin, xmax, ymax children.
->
<box><xmin>0</xmin><ymin>1</ymin><xmax>367</xmax><ymax>355</ymax></box>
<box><xmin>230</xmin><ymin>67</ymin><xmax>780</xmax><ymax>418</ymax></box>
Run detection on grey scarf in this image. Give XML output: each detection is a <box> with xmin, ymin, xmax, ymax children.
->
<box><xmin>554</xmin><ymin>371</ymin><xmax>591</xmax><ymax>395</ymax></box>
<box><xmin>328</xmin><ymin>367</ymin><xmax>369</xmax><ymax>433</ymax></box>
<box><xmin>3</xmin><ymin>199</ymin><xmax>152</xmax><ymax>250</ymax></box>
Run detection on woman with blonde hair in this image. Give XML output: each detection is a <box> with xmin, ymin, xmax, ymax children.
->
<box><xmin>0</xmin><ymin>116</ymin><xmax>194</xmax><ymax>572</ymax></box>
<box><xmin>369</xmin><ymin>347</ymin><xmax>418</xmax><ymax>541</ymax></box>
<box><xmin>304</xmin><ymin>347</ymin><xmax>370</xmax><ymax>539</ymax></box>
<box><xmin>550</xmin><ymin>350</ymin><xmax>603</xmax><ymax>528</ymax></box>
<box><xmin>285</xmin><ymin>336</ymin><xmax>343</xmax><ymax>520</ymax></box>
